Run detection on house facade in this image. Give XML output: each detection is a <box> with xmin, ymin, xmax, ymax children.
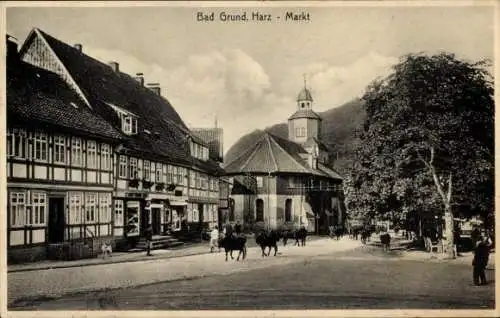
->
<box><xmin>7</xmin><ymin>28</ymin><xmax>225</xmax><ymax>262</ymax></box>
<box><xmin>224</xmin><ymin>84</ymin><xmax>344</xmax><ymax>234</ymax></box>
<box><xmin>6</xmin><ymin>36</ymin><xmax>123</xmax><ymax>262</ymax></box>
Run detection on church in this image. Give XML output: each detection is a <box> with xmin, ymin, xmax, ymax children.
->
<box><xmin>224</xmin><ymin>81</ymin><xmax>344</xmax><ymax>234</ymax></box>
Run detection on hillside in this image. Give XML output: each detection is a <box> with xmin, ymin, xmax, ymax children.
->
<box><xmin>224</xmin><ymin>98</ymin><xmax>366</xmax><ymax>175</ymax></box>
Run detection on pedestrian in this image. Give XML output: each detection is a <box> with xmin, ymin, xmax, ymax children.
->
<box><xmin>225</xmin><ymin>222</ymin><xmax>233</xmax><ymax>239</ymax></box>
<box><xmin>453</xmin><ymin>224</ymin><xmax>461</xmax><ymax>256</ymax></box>
<box><xmin>210</xmin><ymin>225</ymin><xmax>220</xmax><ymax>253</ymax></box>
<box><xmin>472</xmin><ymin>235</ymin><xmax>490</xmax><ymax>286</ymax></box>
<box><xmin>145</xmin><ymin>225</ymin><xmax>153</xmax><ymax>256</ymax></box>
<box><xmin>234</xmin><ymin>221</ymin><xmax>242</xmax><ymax>237</ymax></box>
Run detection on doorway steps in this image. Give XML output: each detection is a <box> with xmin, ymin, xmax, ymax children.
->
<box><xmin>131</xmin><ymin>235</ymin><xmax>184</xmax><ymax>252</ymax></box>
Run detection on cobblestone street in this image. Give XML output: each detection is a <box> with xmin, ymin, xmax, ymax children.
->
<box><xmin>8</xmin><ymin>237</ymin><xmax>495</xmax><ymax>311</ymax></box>
<box><xmin>8</xmin><ymin>237</ymin><xmax>360</xmax><ymax>307</ymax></box>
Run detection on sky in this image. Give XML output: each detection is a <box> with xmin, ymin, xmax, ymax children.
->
<box><xmin>6</xmin><ymin>4</ymin><xmax>495</xmax><ymax>154</ymax></box>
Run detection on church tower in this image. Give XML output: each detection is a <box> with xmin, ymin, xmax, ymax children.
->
<box><xmin>287</xmin><ymin>77</ymin><xmax>322</xmax><ymax>144</ymax></box>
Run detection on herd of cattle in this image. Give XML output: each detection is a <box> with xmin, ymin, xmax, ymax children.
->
<box><xmin>218</xmin><ymin>228</ymin><xmax>308</xmax><ymax>261</ymax></box>
<box><xmin>217</xmin><ymin>225</ymin><xmax>392</xmax><ymax>262</ymax></box>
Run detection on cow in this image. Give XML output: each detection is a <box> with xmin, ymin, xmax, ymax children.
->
<box><xmin>380</xmin><ymin>232</ymin><xmax>391</xmax><ymax>252</ymax></box>
<box><xmin>220</xmin><ymin>234</ymin><xmax>247</xmax><ymax>261</ymax></box>
<box><xmin>256</xmin><ymin>229</ymin><xmax>280</xmax><ymax>257</ymax></box>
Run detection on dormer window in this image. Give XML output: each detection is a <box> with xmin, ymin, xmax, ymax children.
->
<box><xmin>121</xmin><ymin>114</ymin><xmax>138</xmax><ymax>135</ymax></box>
<box><xmin>189</xmin><ymin>140</ymin><xmax>209</xmax><ymax>161</ymax></box>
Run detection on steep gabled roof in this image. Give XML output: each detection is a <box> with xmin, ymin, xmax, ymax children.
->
<box><xmin>224</xmin><ymin>132</ymin><xmax>342</xmax><ymax>180</ymax></box>
<box><xmin>23</xmin><ymin>28</ymin><xmax>221</xmax><ymax>174</ymax></box>
<box><xmin>7</xmin><ymin>59</ymin><xmax>122</xmax><ymax>141</ymax></box>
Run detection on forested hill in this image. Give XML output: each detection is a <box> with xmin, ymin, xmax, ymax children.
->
<box><xmin>224</xmin><ymin>98</ymin><xmax>366</xmax><ymax>175</ymax></box>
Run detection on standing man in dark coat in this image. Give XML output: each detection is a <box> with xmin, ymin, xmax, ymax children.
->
<box><xmin>472</xmin><ymin>236</ymin><xmax>490</xmax><ymax>286</ymax></box>
<box><xmin>145</xmin><ymin>225</ymin><xmax>153</xmax><ymax>256</ymax></box>
<box><xmin>234</xmin><ymin>221</ymin><xmax>242</xmax><ymax>237</ymax></box>
<box><xmin>224</xmin><ymin>222</ymin><xmax>233</xmax><ymax>239</ymax></box>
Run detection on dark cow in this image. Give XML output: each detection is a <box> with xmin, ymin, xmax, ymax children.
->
<box><xmin>360</xmin><ymin>228</ymin><xmax>372</xmax><ymax>244</ymax></box>
<box><xmin>256</xmin><ymin>230</ymin><xmax>280</xmax><ymax>257</ymax></box>
<box><xmin>380</xmin><ymin>233</ymin><xmax>391</xmax><ymax>252</ymax></box>
<box><xmin>296</xmin><ymin>227</ymin><xmax>307</xmax><ymax>246</ymax></box>
<box><xmin>280</xmin><ymin>230</ymin><xmax>295</xmax><ymax>246</ymax></box>
<box><xmin>334</xmin><ymin>227</ymin><xmax>344</xmax><ymax>240</ymax></box>
<box><xmin>221</xmin><ymin>234</ymin><xmax>247</xmax><ymax>261</ymax></box>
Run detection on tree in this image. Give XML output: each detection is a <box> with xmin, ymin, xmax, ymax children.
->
<box><xmin>347</xmin><ymin>53</ymin><xmax>494</xmax><ymax>258</ymax></box>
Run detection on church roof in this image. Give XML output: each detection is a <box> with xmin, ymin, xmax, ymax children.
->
<box><xmin>297</xmin><ymin>87</ymin><xmax>313</xmax><ymax>101</ymax></box>
<box><xmin>288</xmin><ymin>109</ymin><xmax>322</xmax><ymax>120</ymax></box>
<box><xmin>224</xmin><ymin>132</ymin><xmax>342</xmax><ymax>180</ymax></box>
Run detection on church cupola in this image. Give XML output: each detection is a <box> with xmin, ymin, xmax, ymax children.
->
<box><xmin>287</xmin><ymin>76</ymin><xmax>322</xmax><ymax>144</ymax></box>
<box><xmin>297</xmin><ymin>81</ymin><xmax>313</xmax><ymax>110</ymax></box>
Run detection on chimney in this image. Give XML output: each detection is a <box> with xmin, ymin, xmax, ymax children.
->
<box><xmin>146</xmin><ymin>83</ymin><xmax>161</xmax><ymax>96</ymax></box>
<box><xmin>134</xmin><ymin>72</ymin><xmax>144</xmax><ymax>86</ymax></box>
<box><xmin>6</xmin><ymin>35</ymin><xmax>19</xmax><ymax>63</ymax></box>
<box><xmin>74</xmin><ymin>44</ymin><xmax>82</xmax><ymax>52</ymax></box>
<box><xmin>108</xmin><ymin>61</ymin><xmax>119</xmax><ymax>73</ymax></box>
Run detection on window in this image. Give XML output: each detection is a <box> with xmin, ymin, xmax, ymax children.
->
<box><xmin>69</xmin><ymin>192</ymin><xmax>83</xmax><ymax>224</ymax></box>
<box><xmin>7</xmin><ymin>129</ymin><xmax>27</xmax><ymax>159</ymax></box>
<box><xmin>99</xmin><ymin>194</ymin><xmax>111</xmax><ymax>223</ymax></box>
<box><xmin>122</xmin><ymin>115</ymin><xmax>138</xmax><ymax>135</ymax></box>
<box><xmin>85</xmin><ymin>193</ymin><xmax>97</xmax><ymax>223</ymax></box>
<box><xmin>165</xmin><ymin>165</ymin><xmax>171</xmax><ymax>183</ymax></box>
<box><xmin>129</xmin><ymin>158</ymin><xmax>138</xmax><ymax>179</ymax></box>
<box><xmin>256</xmin><ymin>177</ymin><xmax>263</xmax><ymax>188</ymax></box>
<box><xmin>256</xmin><ymin>199</ymin><xmax>264</xmax><ymax>222</ymax></box>
<box><xmin>132</xmin><ymin>118</ymin><xmax>138</xmax><ymax>134</ymax></box>
<box><xmin>54</xmin><ymin>135</ymin><xmax>65</xmax><ymax>164</ymax></box>
<box><xmin>285</xmin><ymin>199</ymin><xmax>293</xmax><ymax>222</ymax></box>
<box><xmin>301</xmin><ymin>102</ymin><xmax>305</xmax><ymax>108</ymax></box>
<box><xmin>156</xmin><ymin>164</ymin><xmax>162</xmax><ymax>183</ymax></box>
<box><xmin>301</xmin><ymin>127</ymin><xmax>306</xmax><ymax>137</ymax></box>
<box><xmin>87</xmin><ymin>140</ymin><xmax>97</xmax><ymax>168</ymax></box>
<box><xmin>34</xmin><ymin>132</ymin><xmax>48</xmax><ymax>161</ymax></box>
<box><xmin>177</xmin><ymin>167</ymin><xmax>184</xmax><ymax>185</ymax></box>
<box><xmin>31</xmin><ymin>192</ymin><xmax>46</xmax><ymax>225</ymax></box>
<box><xmin>122</xmin><ymin>115</ymin><xmax>131</xmax><ymax>133</ymax></box>
<box><xmin>101</xmin><ymin>144</ymin><xmax>111</xmax><ymax>170</ymax></box>
<box><xmin>9</xmin><ymin>192</ymin><xmax>26</xmax><ymax>227</ymax></box>
<box><xmin>288</xmin><ymin>176</ymin><xmax>295</xmax><ymax>188</ymax></box>
<box><xmin>119</xmin><ymin>156</ymin><xmax>128</xmax><ymax>178</ymax></box>
<box><xmin>143</xmin><ymin>161</ymin><xmax>150</xmax><ymax>181</ymax></box>
<box><xmin>190</xmin><ymin>170</ymin><xmax>195</xmax><ymax>188</ymax></box>
<box><xmin>114</xmin><ymin>199</ymin><xmax>124</xmax><ymax>227</ymax></box>
<box><xmin>71</xmin><ymin>137</ymin><xmax>82</xmax><ymax>166</ymax></box>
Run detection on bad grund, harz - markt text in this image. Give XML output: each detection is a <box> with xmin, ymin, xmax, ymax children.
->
<box><xmin>196</xmin><ymin>11</ymin><xmax>311</xmax><ymax>23</ymax></box>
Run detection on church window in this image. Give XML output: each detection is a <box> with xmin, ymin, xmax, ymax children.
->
<box><xmin>256</xmin><ymin>199</ymin><xmax>264</xmax><ymax>222</ymax></box>
<box><xmin>301</xmin><ymin>102</ymin><xmax>305</xmax><ymax>108</ymax></box>
<box><xmin>285</xmin><ymin>199</ymin><xmax>292</xmax><ymax>222</ymax></box>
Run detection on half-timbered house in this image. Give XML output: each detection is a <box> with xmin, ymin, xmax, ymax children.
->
<box><xmin>13</xmin><ymin>28</ymin><xmax>224</xmax><ymax>255</ymax></box>
<box><xmin>6</xmin><ymin>36</ymin><xmax>123</xmax><ymax>262</ymax></box>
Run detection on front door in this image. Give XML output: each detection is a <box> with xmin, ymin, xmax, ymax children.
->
<box><xmin>171</xmin><ymin>208</ymin><xmax>181</xmax><ymax>231</ymax></box>
<box><xmin>152</xmin><ymin>208</ymin><xmax>161</xmax><ymax>235</ymax></box>
<box><xmin>48</xmin><ymin>197</ymin><xmax>65</xmax><ymax>243</ymax></box>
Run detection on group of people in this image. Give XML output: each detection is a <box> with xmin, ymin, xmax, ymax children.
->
<box><xmin>209</xmin><ymin>221</ymin><xmax>243</xmax><ymax>252</ymax></box>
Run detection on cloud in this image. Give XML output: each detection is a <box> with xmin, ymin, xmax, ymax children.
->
<box><xmin>81</xmin><ymin>45</ymin><xmax>397</xmax><ymax>154</ymax></box>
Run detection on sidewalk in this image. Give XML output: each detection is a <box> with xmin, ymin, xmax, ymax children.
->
<box><xmin>8</xmin><ymin>234</ymin><xmax>326</xmax><ymax>273</ymax></box>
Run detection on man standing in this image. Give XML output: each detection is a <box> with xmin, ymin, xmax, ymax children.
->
<box><xmin>225</xmin><ymin>222</ymin><xmax>233</xmax><ymax>239</ymax></box>
<box><xmin>472</xmin><ymin>236</ymin><xmax>490</xmax><ymax>286</ymax></box>
<box><xmin>145</xmin><ymin>225</ymin><xmax>153</xmax><ymax>256</ymax></box>
<box><xmin>210</xmin><ymin>225</ymin><xmax>220</xmax><ymax>253</ymax></box>
<box><xmin>234</xmin><ymin>221</ymin><xmax>242</xmax><ymax>237</ymax></box>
